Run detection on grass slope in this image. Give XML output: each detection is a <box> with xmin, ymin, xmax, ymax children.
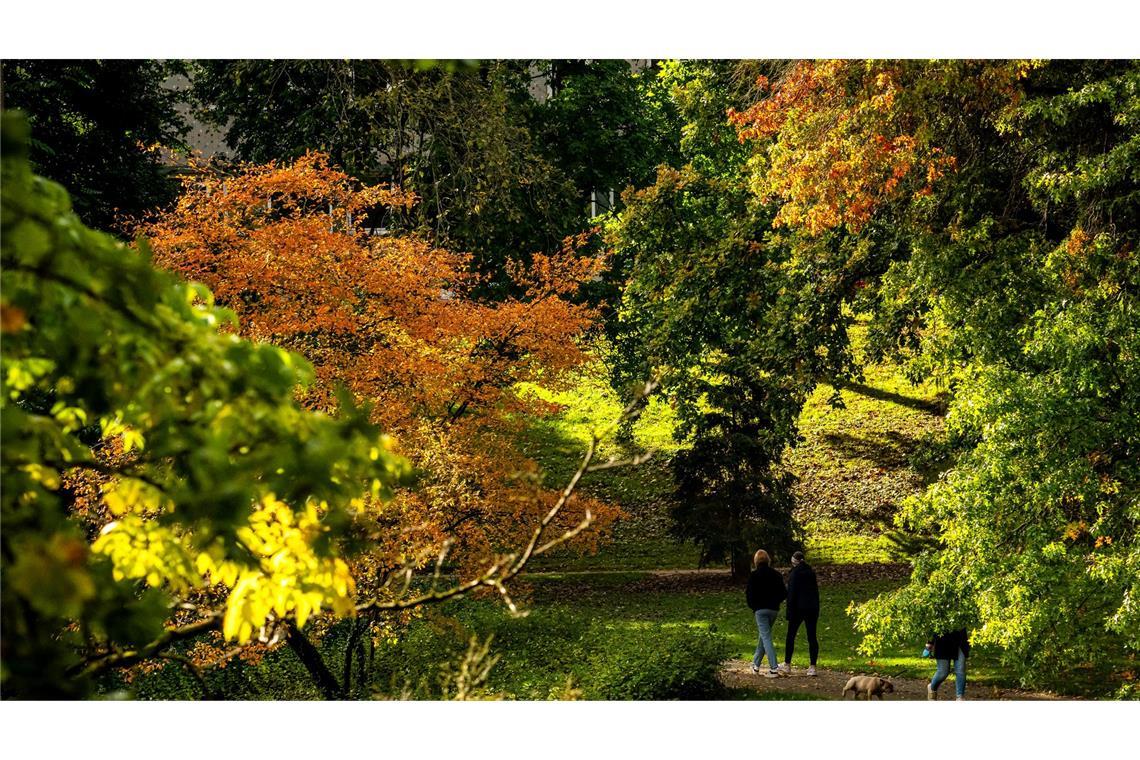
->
<box><xmin>520</xmin><ymin>322</ymin><xmax>947</xmax><ymax>569</ymax></box>
<box><xmin>788</xmin><ymin>325</ymin><xmax>948</xmax><ymax>564</ymax></box>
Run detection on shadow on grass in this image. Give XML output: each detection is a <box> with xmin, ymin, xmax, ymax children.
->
<box><xmin>837</xmin><ymin>380</ymin><xmax>947</xmax><ymax>415</ymax></box>
<box><xmin>820</xmin><ymin>430</ymin><xmax>920</xmax><ymax>470</ymax></box>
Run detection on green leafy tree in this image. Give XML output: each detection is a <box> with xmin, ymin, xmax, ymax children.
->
<box><xmin>188</xmin><ymin>60</ymin><xmax>580</xmax><ymax>286</ymax></box>
<box><xmin>528</xmin><ymin>59</ymin><xmax>681</xmax><ymax>212</ymax></box>
<box><xmin>0</xmin><ymin>60</ymin><xmax>187</xmax><ymax>230</ymax></box>
<box><xmin>732</xmin><ymin>59</ymin><xmax>1139</xmax><ymax>681</ymax></box>
<box><xmin>607</xmin><ymin>61</ymin><xmax>860</xmax><ymax>575</ymax></box>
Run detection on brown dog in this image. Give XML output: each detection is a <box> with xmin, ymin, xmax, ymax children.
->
<box><xmin>842</xmin><ymin>675</ymin><xmax>895</xmax><ymax>700</ymax></box>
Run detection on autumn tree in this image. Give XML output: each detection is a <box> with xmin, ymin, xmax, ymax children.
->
<box><xmin>138</xmin><ymin>152</ymin><xmax>618</xmax><ymax>598</ymax></box>
<box><xmin>731</xmin><ymin>60</ymin><xmax>1140</xmax><ymax>682</ymax></box>
<box><xmin>2</xmin><ymin>112</ymin><xmax>643</xmax><ymax>699</ymax></box>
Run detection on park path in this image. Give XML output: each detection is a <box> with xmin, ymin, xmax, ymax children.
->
<box><xmin>719</xmin><ymin>659</ymin><xmax>1068</xmax><ymax>700</ymax></box>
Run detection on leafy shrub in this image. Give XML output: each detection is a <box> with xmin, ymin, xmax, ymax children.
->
<box><xmin>577</xmin><ymin>625</ymin><xmax>732</xmax><ymax>700</ymax></box>
<box><xmin>1114</xmin><ymin>682</ymin><xmax>1140</xmax><ymax>701</ymax></box>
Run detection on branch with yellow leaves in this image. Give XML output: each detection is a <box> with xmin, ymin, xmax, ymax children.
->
<box><xmin>67</xmin><ymin>379</ymin><xmax>658</xmax><ymax>694</ymax></box>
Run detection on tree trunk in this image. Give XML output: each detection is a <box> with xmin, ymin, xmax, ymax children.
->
<box><xmin>286</xmin><ymin>622</ymin><xmax>343</xmax><ymax>700</ymax></box>
<box><xmin>731</xmin><ymin>550</ymin><xmax>752</xmax><ymax>580</ymax></box>
<box><xmin>342</xmin><ymin>618</ymin><xmax>365</xmax><ymax>698</ymax></box>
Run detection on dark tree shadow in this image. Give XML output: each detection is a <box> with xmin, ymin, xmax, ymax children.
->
<box><xmin>836</xmin><ymin>380</ymin><xmax>947</xmax><ymax>415</ymax></box>
<box><xmin>820</xmin><ymin>430</ymin><xmax>920</xmax><ymax>470</ymax></box>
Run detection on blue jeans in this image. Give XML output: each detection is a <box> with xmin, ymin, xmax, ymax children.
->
<box><xmin>753</xmin><ymin>609</ymin><xmax>779</xmax><ymax>670</ymax></box>
<box><xmin>930</xmin><ymin>648</ymin><xmax>968</xmax><ymax>697</ymax></box>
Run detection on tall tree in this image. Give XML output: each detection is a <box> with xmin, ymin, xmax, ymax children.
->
<box><xmin>0</xmin><ymin>60</ymin><xmax>187</xmax><ymax>230</ymax></box>
<box><xmin>528</xmin><ymin>59</ymin><xmax>681</xmax><ymax>213</ymax></box>
<box><xmin>138</xmin><ymin>152</ymin><xmax>617</xmax><ymax>583</ymax></box>
<box><xmin>608</xmin><ymin>61</ymin><xmax>860</xmax><ymax>575</ymax></box>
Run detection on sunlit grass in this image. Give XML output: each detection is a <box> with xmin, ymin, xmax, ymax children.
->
<box><xmin>519</xmin><ymin>325</ymin><xmax>947</xmax><ymax>570</ymax></box>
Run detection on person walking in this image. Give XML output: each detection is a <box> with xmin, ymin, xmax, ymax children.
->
<box><xmin>746</xmin><ymin>549</ymin><xmax>787</xmax><ymax>678</ymax></box>
<box><xmin>925</xmin><ymin>628</ymin><xmax>970</xmax><ymax>700</ymax></box>
<box><xmin>779</xmin><ymin>550</ymin><xmax>820</xmax><ymax>676</ymax></box>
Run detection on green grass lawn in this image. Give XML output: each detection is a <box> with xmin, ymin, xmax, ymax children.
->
<box><xmin>517</xmin><ymin>574</ymin><xmax>1001</xmax><ymax>686</ymax></box>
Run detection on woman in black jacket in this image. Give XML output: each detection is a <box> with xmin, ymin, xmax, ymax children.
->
<box><xmin>781</xmin><ymin>551</ymin><xmax>820</xmax><ymax>676</ymax></box>
<box><xmin>746</xmin><ymin>549</ymin><xmax>787</xmax><ymax>678</ymax></box>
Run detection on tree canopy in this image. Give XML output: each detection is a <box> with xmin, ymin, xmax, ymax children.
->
<box><xmin>0</xmin><ymin>60</ymin><xmax>188</xmax><ymax>231</ymax></box>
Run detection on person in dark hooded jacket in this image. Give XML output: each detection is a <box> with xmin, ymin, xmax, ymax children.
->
<box><xmin>780</xmin><ymin>551</ymin><xmax>820</xmax><ymax>676</ymax></box>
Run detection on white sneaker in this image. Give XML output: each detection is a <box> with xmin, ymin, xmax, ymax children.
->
<box><xmin>764</xmin><ymin>669</ymin><xmax>780</xmax><ymax>678</ymax></box>
<box><xmin>955</xmin><ymin>695</ymin><xmax>966</xmax><ymax>701</ymax></box>
<box><xmin>777</xmin><ymin>663</ymin><xmax>791</xmax><ymax>675</ymax></box>
<box><xmin>927</xmin><ymin>685</ymin><xmax>937</xmax><ymax>701</ymax></box>
<box><xmin>806</xmin><ymin>666</ymin><xmax>817</xmax><ymax>677</ymax></box>
<box><xmin>750</xmin><ymin>664</ymin><xmax>760</xmax><ymax>674</ymax></box>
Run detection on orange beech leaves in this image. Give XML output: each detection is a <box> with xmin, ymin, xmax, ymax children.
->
<box><xmin>728</xmin><ymin>60</ymin><xmax>1031</xmax><ymax>235</ymax></box>
<box><xmin>140</xmin><ymin>153</ymin><xmax>616</xmax><ymax>583</ymax></box>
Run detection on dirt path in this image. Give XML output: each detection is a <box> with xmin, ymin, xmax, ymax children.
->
<box><xmin>719</xmin><ymin>659</ymin><xmax>1067</xmax><ymax>700</ymax></box>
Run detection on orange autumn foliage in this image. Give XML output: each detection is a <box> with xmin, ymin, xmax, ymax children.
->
<box><xmin>728</xmin><ymin>60</ymin><xmax>1031</xmax><ymax>235</ymax></box>
<box><xmin>139</xmin><ymin>152</ymin><xmax>617</xmax><ymax>582</ymax></box>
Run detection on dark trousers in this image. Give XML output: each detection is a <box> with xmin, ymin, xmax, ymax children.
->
<box><xmin>785</xmin><ymin>610</ymin><xmax>819</xmax><ymax>665</ymax></box>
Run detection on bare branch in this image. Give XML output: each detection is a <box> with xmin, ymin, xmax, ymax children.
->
<box><xmin>356</xmin><ymin>378</ymin><xmax>658</xmax><ymax>615</ymax></box>
<box><xmin>70</xmin><ymin>610</ymin><xmax>223</xmax><ymax>679</ymax></box>
<box><xmin>586</xmin><ymin>451</ymin><xmax>655</xmax><ymax>472</ymax></box>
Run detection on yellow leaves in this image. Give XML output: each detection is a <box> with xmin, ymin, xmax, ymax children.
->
<box><xmin>121</xmin><ymin>428</ymin><xmax>146</xmax><ymax>453</ymax></box>
<box><xmin>5</xmin><ymin>357</ymin><xmax>54</xmax><ymax>397</ymax></box>
<box><xmin>102</xmin><ymin>477</ymin><xmax>166</xmax><ymax>517</ymax></box>
<box><xmin>93</xmin><ymin>515</ymin><xmax>200</xmax><ymax>592</ymax></box>
<box><xmin>94</xmin><ymin>492</ymin><xmax>358</xmax><ymax>642</ymax></box>
<box><xmin>1063</xmin><ymin>520</ymin><xmax>1090</xmax><ymax>542</ymax></box>
<box><xmin>22</xmin><ymin>463</ymin><xmax>60</xmax><ymax>491</ymax></box>
<box><xmin>50</xmin><ymin>401</ymin><xmax>87</xmax><ymax>433</ymax></box>
<box><xmin>219</xmin><ymin>494</ymin><xmax>357</xmax><ymax>642</ymax></box>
